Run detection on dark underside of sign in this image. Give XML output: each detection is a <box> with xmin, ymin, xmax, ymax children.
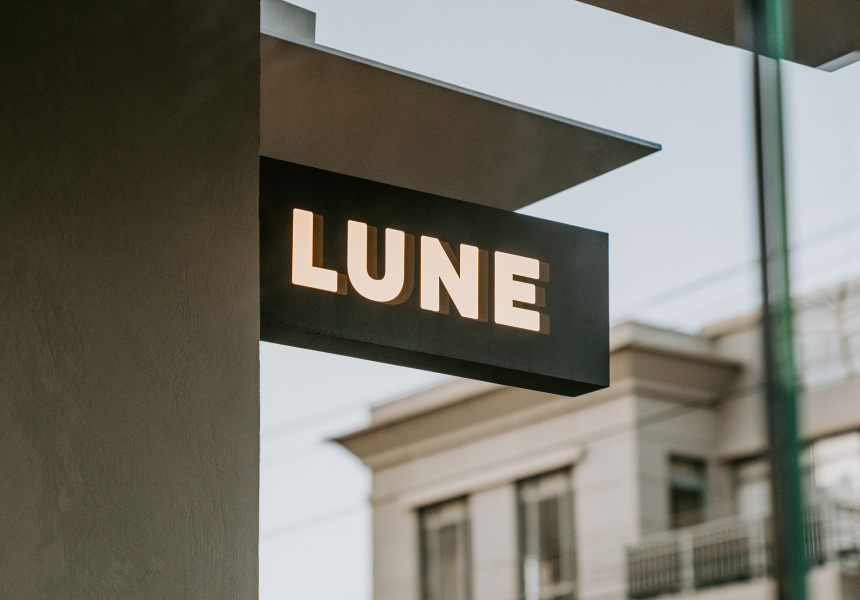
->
<box><xmin>259</xmin><ymin>157</ymin><xmax>609</xmax><ymax>398</ymax></box>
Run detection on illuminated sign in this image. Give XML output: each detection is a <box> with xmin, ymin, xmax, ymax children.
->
<box><xmin>260</xmin><ymin>157</ymin><xmax>608</xmax><ymax>397</ymax></box>
<box><xmin>291</xmin><ymin>208</ymin><xmax>547</xmax><ymax>332</ymax></box>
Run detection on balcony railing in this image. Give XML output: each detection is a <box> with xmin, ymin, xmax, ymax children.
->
<box><xmin>627</xmin><ymin>501</ymin><xmax>860</xmax><ymax>599</ymax></box>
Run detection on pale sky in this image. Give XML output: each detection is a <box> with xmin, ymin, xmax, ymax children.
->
<box><xmin>259</xmin><ymin>2</ymin><xmax>860</xmax><ymax>599</ymax></box>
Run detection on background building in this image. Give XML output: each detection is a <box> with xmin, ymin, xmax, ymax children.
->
<box><xmin>338</xmin><ymin>280</ymin><xmax>860</xmax><ymax>600</ymax></box>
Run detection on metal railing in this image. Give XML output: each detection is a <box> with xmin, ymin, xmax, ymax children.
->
<box><xmin>627</xmin><ymin>501</ymin><xmax>860</xmax><ymax>599</ymax></box>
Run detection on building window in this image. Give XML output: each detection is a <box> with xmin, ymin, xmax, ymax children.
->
<box><xmin>669</xmin><ymin>457</ymin><xmax>706</xmax><ymax>529</ymax></box>
<box><xmin>811</xmin><ymin>431</ymin><xmax>860</xmax><ymax>505</ymax></box>
<box><xmin>518</xmin><ymin>469</ymin><xmax>576</xmax><ymax>600</ymax></box>
<box><xmin>731</xmin><ymin>431</ymin><xmax>860</xmax><ymax>519</ymax></box>
<box><xmin>419</xmin><ymin>497</ymin><xmax>471</xmax><ymax>600</ymax></box>
<box><xmin>733</xmin><ymin>456</ymin><xmax>771</xmax><ymax>518</ymax></box>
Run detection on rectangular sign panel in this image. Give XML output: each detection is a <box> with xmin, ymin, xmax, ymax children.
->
<box><xmin>260</xmin><ymin>157</ymin><xmax>608</xmax><ymax>397</ymax></box>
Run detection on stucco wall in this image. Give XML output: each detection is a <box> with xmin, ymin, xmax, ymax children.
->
<box><xmin>0</xmin><ymin>1</ymin><xmax>260</xmax><ymax>597</ymax></box>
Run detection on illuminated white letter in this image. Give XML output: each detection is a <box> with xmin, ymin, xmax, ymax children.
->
<box><xmin>291</xmin><ymin>208</ymin><xmax>344</xmax><ymax>293</ymax></box>
<box><xmin>347</xmin><ymin>220</ymin><xmax>412</xmax><ymax>304</ymax></box>
<box><xmin>494</xmin><ymin>251</ymin><xmax>548</xmax><ymax>333</ymax></box>
<box><xmin>420</xmin><ymin>236</ymin><xmax>485</xmax><ymax>320</ymax></box>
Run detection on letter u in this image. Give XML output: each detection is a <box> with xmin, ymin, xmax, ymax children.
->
<box><xmin>347</xmin><ymin>220</ymin><xmax>413</xmax><ymax>304</ymax></box>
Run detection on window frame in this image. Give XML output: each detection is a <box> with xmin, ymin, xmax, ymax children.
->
<box><xmin>516</xmin><ymin>467</ymin><xmax>577</xmax><ymax>600</ymax></box>
<box><xmin>418</xmin><ymin>496</ymin><xmax>473</xmax><ymax>600</ymax></box>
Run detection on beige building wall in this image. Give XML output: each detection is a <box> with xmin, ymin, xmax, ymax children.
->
<box><xmin>340</xmin><ymin>292</ymin><xmax>860</xmax><ymax>600</ymax></box>
<box><xmin>365</xmin><ymin>392</ymin><xmax>644</xmax><ymax>600</ymax></box>
<box><xmin>709</xmin><ymin>312</ymin><xmax>860</xmax><ymax>458</ymax></box>
<box><xmin>471</xmin><ymin>485</ymin><xmax>519</xmax><ymax>600</ymax></box>
<box><xmin>340</xmin><ymin>323</ymin><xmax>746</xmax><ymax>600</ymax></box>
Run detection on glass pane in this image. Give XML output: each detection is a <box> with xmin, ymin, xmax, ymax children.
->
<box><xmin>519</xmin><ymin>470</ymin><xmax>575</xmax><ymax>600</ymax></box>
<box><xmin>669</xmin><ymin>458</ymin><xmax>706</xmax><ymax>529</ymax></box>
<box><xmin>812</xmin><ymin>432</ymin><xmax>860</xmax><ymax>505</ymax></box>
<box><xmin>670</xmin><ymin>488</ymin><xmax>704</xmax><ymax>529</ymax></box>
<box><xmin>440</xmin><ymin>525</ymin><xmax>461</xmax><ymax>600</ymax></box>
<box><xmin>539</xmin><ymin>497</ymin><xmax>562</xmax><ymax>586</ymax></box>
<box><xmin>670</xmin><ymin>458</ymin><xmax>706</xmax><ymax>483</ymax></box>
<box><xmin>734</xmin><ymin>458</ymin><xmax>771</xmax><ymax>519</ymax></box>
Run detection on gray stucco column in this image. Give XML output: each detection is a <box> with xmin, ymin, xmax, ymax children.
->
<box><xmin>0</xmin><ymin>1</ymin><xmax>260</xmax><ymax>597</ymax></box>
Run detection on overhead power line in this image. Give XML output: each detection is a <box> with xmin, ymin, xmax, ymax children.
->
<box><xmin>260</xmin><ymin>503</ymin><xmax>368</xmax><ymax>542</ymax></box>
<box><xmin>260</xmin><ymin>381</ymin><xmax>764</xmax><ymax>541</ymax></box>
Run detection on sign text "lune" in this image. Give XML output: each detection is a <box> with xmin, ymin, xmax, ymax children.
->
<box><xmin>291</xmin><ymin>208</ymin><xmax>549</xmax><ymax>333</ymax></box>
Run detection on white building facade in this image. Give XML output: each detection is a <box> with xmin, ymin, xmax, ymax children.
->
<box><xmin>338</xmin><ymin>287</ymin><xmax>860</xmax><ymax>600</ymax></box>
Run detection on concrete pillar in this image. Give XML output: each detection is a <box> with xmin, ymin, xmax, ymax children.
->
<box><xmin>0</xmin><ymin>1</ymin><xmax>260</xmax><ymax>598</ymax></box>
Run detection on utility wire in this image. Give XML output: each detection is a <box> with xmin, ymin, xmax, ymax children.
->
<box><xmin>260</xmin><ymin>503</ymin><xmax>368</xmax><ymax>542</ymax></box>
<box><xmin>261</xmin><ymin>402</ymin><xmax>367</xmax><ymax>439</ymax></box>
<box><xmin>262</xmin><ymin>215</ymin><xmax>860</xmax><ymax>449</ymax></box>
<box><xmin>614</xmin><ymin>213</ymin><xmax>860</xmax><ymax>322</ymax></box>
<box><xmin>261</xmin><ymin>443</ymin><xmax>332</xmax><ymax>470</ymax></box>
<box><xmin>670</xmin><ymin>250</ymin><xmax>860</xmax><ymax>330</ymax></box>
<box><xmin>369</xmin><ymin>380</ymin><xmax>765</xmax><ymax>508</ymax></box>
<box><xmin>260</xmin><ymin>381</ymin><xmax>764</xmax><ymax>541</ymax></box>
<box><xmin>261</xmin><ymin>216</ymin><xmax>860</xmax><ymax>441</ymax></box>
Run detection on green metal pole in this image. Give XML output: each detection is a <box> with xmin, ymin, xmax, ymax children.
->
<box><xmin>746</xmin><ymin>0</ymin><xmax>809</xmax><ymax>599</ymax></box>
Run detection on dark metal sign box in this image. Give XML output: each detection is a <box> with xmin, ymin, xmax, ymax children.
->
<box><xmin>260</xmin><ymin>157</ymin><xmax>608</xmax><ymax>397</ymax></box>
